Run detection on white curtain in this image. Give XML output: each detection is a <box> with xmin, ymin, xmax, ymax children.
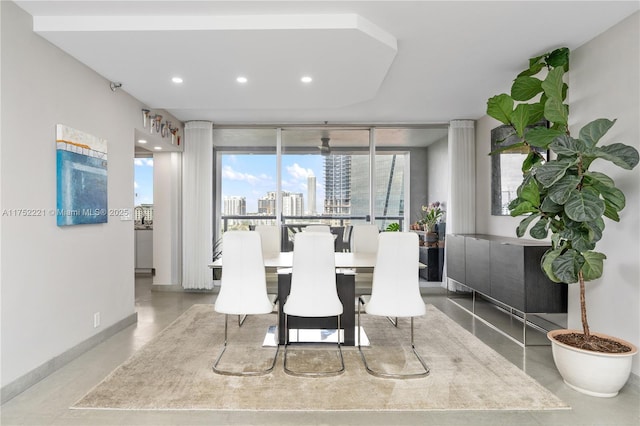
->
<box><xmin>182</xmin><ymin>121</ymin><xmax>214</xmax><ymax>290</ymax></box>
<box><xmin>443</xmin><ymin>120</ymin><xmax>476</xmax><ymax>291</ymax></box>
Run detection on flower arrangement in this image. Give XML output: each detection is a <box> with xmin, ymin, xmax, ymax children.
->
<box><xmin>420</xmin><ymin>202</ymin><xmax>444</xmax><ymax>232</ymax></box>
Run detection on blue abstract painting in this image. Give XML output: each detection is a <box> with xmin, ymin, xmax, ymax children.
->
<box><xmin>56</xmin><ymin>125</ymin><xmax>108</xmax><ymax>226</ymax></box>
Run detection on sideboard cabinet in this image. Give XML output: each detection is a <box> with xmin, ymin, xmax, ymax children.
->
<box><xmin>447</xmin><ymin>234</ymin><xmax>567</xmax><ymax>314</ymax></box>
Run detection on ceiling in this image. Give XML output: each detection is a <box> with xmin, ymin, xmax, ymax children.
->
<box><xmin>15</xmin><ymin>1</ymin><xmax>639</xmax><ymax>127</ymax></box>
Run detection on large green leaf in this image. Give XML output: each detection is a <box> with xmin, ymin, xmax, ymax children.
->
<box><xmin>511</xmin><ymin>104</ymin><xmax>531</xmax><ymax>137</ymax></box>
<box><xmin>550</xmin><ymin>135</ymin><xmax>587</xmax><ymax>156</ymax></box>
<box><xmin>552</xmin><ymin>249</ymin><xmax>584</xmax><ymax>284</ymax></box>
<box><xmin>487</xmin><ymin>94</ymin><xmax>514</xmax><ymax>125</ymax></box>
<box><xmin>510</xmin><ymin>200</ymin><xmax>538</xmax><ymax>216</ymax></box>
<box><xmin>530</xmin><ymin>217</ymin><xmax>549</xmax><ymax>239</ymax></box>
<box><xmin>541</xmin><ymin>249</ymin><xmax>563</xmax><ymax>283</ymax></box>
<box><xmin>489</xmin><ymin>141</ymin><xmax>525</xmax><ymax>156</ymax></box>
<box><xmin>564</xmin><ymin>188</ymin><xmax>606</xmax><ymax>222</ymax></box>
<box><xmin>544</xmin><ymin>97</ymin><xmax>569</xmax><ymax>126</ymax></box>
<box><xmin>597</xmin><ymin>184</ymin><xmax>626</xmax><ymax>212</ymax></box>
<box><xmin>519</xmin><ymin>177</ymin><xmax>540</xmax><ymax>206</ymax></box>
<box><xmin>525</xmin><ymin>127</ymin><xmax>565</xmax><ymax>149</ymax></box>
<box><xmin>581</xmin><ymin>251</ymin><xmax>606</xmax><ymax>281</ymax></box>
<box><xmin>527</xmin><ymin>103</ymin><xmax>545</xmax><ymax>126</ymax></box>
<box><xmin>517</xmin><ymin>213</ymin><xmax>539</xmax><ymax>238</ymax></box>
<box><xmin>579</xmin><ymin>119</ymin><xmax>616</xmax><ymax>149</ymax></box>
<box><xmin>561</xmin><ymin>225</ymin><xmax>596</xmax><ymax>252</ymax></box>
<box><xmin>584</xmin><ymin>217</ymin><xmax>604</xmax><ymax>243</ymax></box>
<box><xmin>541</xmin><ymin>67</ymin><xmax>565</xmax><ymax>100</ymax></box>
<box><xmin>535</xmin><ymin>159</ymin><xmax>574</xmax><ymax>187</ymax></box>
<box><xmin>546</xmin><ymin>47</ymin><xmax>570</xmax><ymax>70</ymax></box>
<box><xmin>529</xmin><ymin>54</ymin><xmax>546</xmax><ymax>68</ymax></box>
<box><xmin>548</xmin><ymin>174</ymin><xmax>581</xmax><ymax>204</ymax></box>
<box><xmin>584</xmin><ymin>171</ymin><xmax>615</xmax><ymax>187</ymax></box>
<box><xmin>522</xmin><ymin>150</ymin><xmax>545</xmax><ymax>173</ymax></box>
<box><xmin>594</xmin><ymin>143</ymin><xmax>640</xmax><ymax>170</ymax></box>
<box><xmin>540</xmin><ymin>196</ymin><xmax>563</xmax><ymax>214</ymax></box>
<box><xmin>518</xmin><ymin>62</ymin><xmax>545</xmax><ymax>77</ymax></box>
<box><xmin>603</xmin><ymin>203</ymin><xmax>620</xmax><ymax>222</ymax></box>
<box><xmin>511</xmin><ymin>76</ymin><xmax>543</xmax><ymax>101</ymax></box>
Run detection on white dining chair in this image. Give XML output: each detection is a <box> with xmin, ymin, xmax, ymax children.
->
<box><xmin>255</xmin><ymin>225</ymin><xmax>281</xmax><ymax>296</ymax></box>
<box><xmin>213</xmin><ymin>231</ymin><xmax>279</xmax><ymax>376</ymax></box>
<box><xmin>255</xmin><ymin>224</ymin><xmax>281</xmax><ymax>257</ymax></box>
<box><xmin>357</xmin><ymin>231</ymin><xmax>429</xmax><ymax>379</ymax></box>
<box><xmin>302</xmin><ymin>224</ymin><xmax>330</xmax><ymax>233</ymax></box>
<box><xmin>350</xmin><ymin>224</ymin><xmax>380</xmax><ymax>297</ymax></box>
<box><xmin>283</xmin><ymin>232</ymin><xmax>345</xmax><ymax>377</ymax></box>
<box><xmin>350</xmin><ymin>224</ymin><xmax>379</xmax><ymax>254</ymax></box>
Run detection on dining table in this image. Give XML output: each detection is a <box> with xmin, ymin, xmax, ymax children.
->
<box><xmin>210</xmin><ymin>251</ymin><xmax>423</xmax><ymax>346</ymax></box>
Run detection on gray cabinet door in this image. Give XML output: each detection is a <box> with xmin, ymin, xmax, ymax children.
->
<box><xmin>465</xmin><ymin>237</ymin><xmax>491</xmax><ymax>295</ymax></box>
<box><xmin>446</xmin><ymin>234</ymin><xmax>465</xmax><ymax>284</ymax></box>
<box><xmin>490</xmin><ymin>242</ymin><xmax>525</xmax><ymax>311</ymax></box>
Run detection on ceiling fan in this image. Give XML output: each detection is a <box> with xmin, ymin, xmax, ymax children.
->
<box><xmin>318</xmin><ymin>137</ymin><xmax>331</xmax><ymax>156</ymax></box>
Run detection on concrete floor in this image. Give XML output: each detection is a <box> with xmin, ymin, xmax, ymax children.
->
<box><xmin>1</xmin><ymin>275</ymin><xmax>639</xmax><ymax>425</ymax></box>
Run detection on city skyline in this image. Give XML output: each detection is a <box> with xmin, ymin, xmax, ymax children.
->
<box><xmin>221</xmin><ymin>154</ymin><xmax>324</xmax><ymax>213</ymax></box>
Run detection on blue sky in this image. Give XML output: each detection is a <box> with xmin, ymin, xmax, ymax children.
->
<box><xmin>222</xmin><ymin>154</ymin><xmax>325</xmax><ymax>213</ymax></box>
<box><xmin>134</xmin><ymin>154</ymin><xmax>327</xmax><ymax>212</ymax></box>
<box><xmin>134</xmin><ymin>158</ymin><xmax>154</xmax><ymax>205</ymax></box>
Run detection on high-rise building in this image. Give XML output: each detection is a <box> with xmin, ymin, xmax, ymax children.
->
<box><xmin>258</xmin><ymin>191</ymin><xmax>277</xmax><ymax>215</ymax></box>
<box><xmin>223</xmin><ymin>196</ymin><xmax>246</xmax><ymax>215</ymax></box>
<box><xmin>134</xmin><ymin>204</ymin><xmax>154</xmax><ymax>224</ymax></box>
<box><xmin>282</xmin><ymin>192</ymin><xmax>304</xmax><ymax>217</ymax></box>
<box><xmin>324</xmin><ymin>155</ymin><xmax>351</xmax><ymax>215</ymax></box>
<box><xmin>373</xmin><ymin>154</ymin><xmax>404</xmax><ymax>219</ymax></box>
<box><xmin>307</xmin><ymin>175</ymin><xmax>316</xmax><ymax>214</ymax></box>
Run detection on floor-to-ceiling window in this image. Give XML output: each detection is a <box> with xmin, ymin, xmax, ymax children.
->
<box><xmin>213</xmin><ymin>126</ymin><xmax>446</xmax><ymax>249</ymax></box>
<box><xmin>214</xmin><ymin>128</ymin><xmax>277</xmax><ymax>234</ymax></box>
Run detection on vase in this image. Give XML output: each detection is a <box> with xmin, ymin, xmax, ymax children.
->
<box><xmin>547</xmin><ymin>329</ymin><xmax>638</xmax><ymax>397</ymax></box>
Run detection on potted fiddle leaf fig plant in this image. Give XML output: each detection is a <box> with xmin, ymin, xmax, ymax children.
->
<box><xmin>487</xmin><ymin>47</ymin><xmax>639</xmax><ymax>397</ymax></box>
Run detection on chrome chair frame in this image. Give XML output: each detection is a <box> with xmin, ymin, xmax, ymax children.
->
<box><xmin>357</xmin><ymin>297</ymin><xmax>429</xmax><ymax>379</ymax></box>
<box><xmin>283</xmin><ymin>313</ymin><xmax>345</xmax><ymax>377</ymax></box>
<box><xmin>212</xmin><ymin>231</ymin><xmax>279</xmax><ymax>377</ymax></box>
<box><xmin>213</xmin><ymin>313</ymin><xmax>279</xmax><ymax>376</ymax></box>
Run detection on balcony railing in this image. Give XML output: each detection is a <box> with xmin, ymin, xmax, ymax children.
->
<box><xmin>220</xmin><ymin>214</ymin><xmax>404</xmax><ymax>251</ymax></box>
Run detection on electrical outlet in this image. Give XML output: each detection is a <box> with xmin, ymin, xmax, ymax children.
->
<box><xmin>94</xmin><ymin>312</ymin><xmax>101</xmax><ymax>328</ymax></box>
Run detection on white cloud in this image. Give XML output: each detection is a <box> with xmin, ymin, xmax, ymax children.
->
<box><xmin>287</xmin><ymin>163</ymin><xmax>314</xmax><ymax>180</ymax></box>
<box><xmin>134</xmin><ymin>181</ymin><xmax>139</xmax><ymax>189</ymax></box>
<box><xmin>134</xmin><ymin>158</ymin><xmax>153</xmax><ymax>166</ymax></box>
<box><xmin>222</xmin><ymin>165</ymin><xmax>259</xmax><ymax>185</ymax></box>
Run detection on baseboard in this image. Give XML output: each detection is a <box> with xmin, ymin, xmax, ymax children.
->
<box><xmin>1</xmin><ymin>312</ymin><xmax>137</xmax><ymax>404</ymax></box>
<box><xmin>151</xmin><ymin>283</ymin><xmax>186</xmax><ymax>292</ymax></box>
<box><xmin>151</xmin><ymin>284</ymin><xmax>218</xmax><ymax>293</ymax></box>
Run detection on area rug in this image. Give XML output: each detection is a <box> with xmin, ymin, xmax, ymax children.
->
<box><xmin>73</xmin><ymin>304</ymin><xmax>569</xmax><ymax>411</ymax></box>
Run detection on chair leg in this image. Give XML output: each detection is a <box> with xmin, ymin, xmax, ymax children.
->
<box><xmin>386</xmin><ymin>316</ymin><xmax>398</xmax><ymax>327</ymax></box>
<box><xmin>283</xmin><ymin>313</ymin><xmax>345</xmax><ymax>377</ymax></box>
<box><xmin>213</xmin><ymin>314</ymin><xmax>279</xmax><ymax>376</ymax></box>
<box><xmin>358</xmin><ymin>308</ymin><xmax>429</xmax><ymax>379</ymax></box>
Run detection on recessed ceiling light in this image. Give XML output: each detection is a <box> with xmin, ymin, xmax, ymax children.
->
<box><xmin>172</xmin><ymin>77</ymin><xmax>183</xmax><ymax>84</ymax></box>
<box><xmin>301</xmin><ymin>76</ymin><xmax>313</xmax><ymax>83</ymax></box>
<box><xmin>236</xmin><ymin>76</ymin><xmax>248</xmax><ymax>84</ymax></box>
<box><xmin>154</xmin><ymin>146</ymin><xmax>162</xmax><ymax>150</ymax></box>
<box><xmin>138</xmin><ymin>139</ymin><xmax>147</xmax><ymax>144</ymax></box>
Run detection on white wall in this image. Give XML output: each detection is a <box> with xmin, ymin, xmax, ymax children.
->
<box><xmin>2</xmin><ymin>1</ymin><xmax>138</xmax><ymax>387</ymax></box>
<box><xmin>475</xmin><ymin>12</ymin><xmax>640</xmax><ymax>375</ymax></box>
<box><xmin>568</xmin><ymin>12</ymin><xmax>639</xmax><ymax>375</ymax></box>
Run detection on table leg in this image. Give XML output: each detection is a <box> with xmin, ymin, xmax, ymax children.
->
<box><xmin>277</xmin><ymin>271</ymin><xmax>356</xmax><ymax>346</ymax></box>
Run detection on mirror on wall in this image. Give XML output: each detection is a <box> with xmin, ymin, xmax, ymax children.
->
<box><xmin>491</xmin><ymin>123</ymin><xmax>547</xmax><ymax>216</ymax></box>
